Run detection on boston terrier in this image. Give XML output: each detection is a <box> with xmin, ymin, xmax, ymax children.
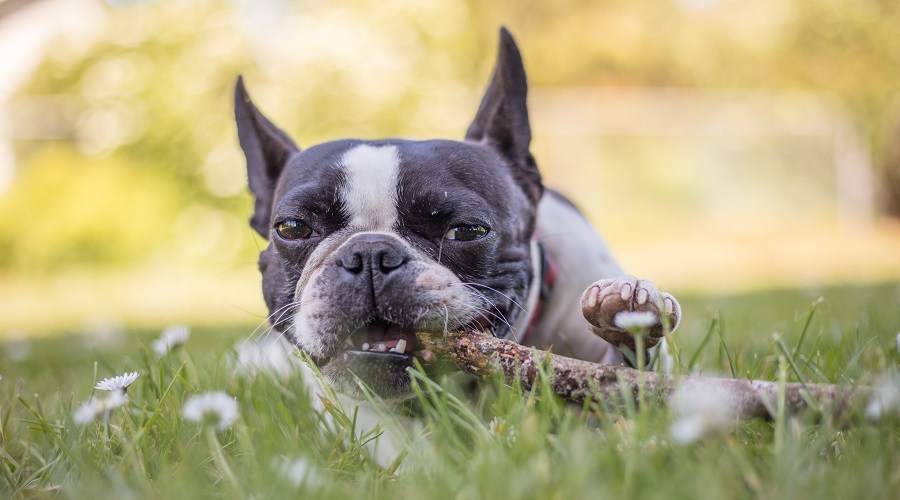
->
<box><xmin>234</xmin><ymin>28</ymin><xmax>681</xmax><ymax>445</ymax></box>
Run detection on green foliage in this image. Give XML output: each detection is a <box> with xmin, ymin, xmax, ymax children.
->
<box><xmin>0</xmin><ymin>144</ymin><xmax>184</xmax><ymax>271</ymax></box>
<box><xmin>3</xmin><ymin>0</ymin><xmax>899</xmax><ymax>274</ymax></box>
<box><xmin>0</xmin><ymin>285</ymin><xmax>897</xmax><ymax>497</ymax></box>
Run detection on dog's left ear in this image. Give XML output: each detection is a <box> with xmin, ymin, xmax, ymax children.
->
<box><xmin>234</xmin><ymin>76</ymin><xmax>300</xmax><ymax>237</ymax></box>
<box><xmin>466</xmin><ymin>27</ymin><xmax>542</xmax><ymax>205</ymax></box>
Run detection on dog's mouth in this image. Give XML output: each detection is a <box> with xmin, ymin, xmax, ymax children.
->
<box><xmin>323</xmin><ymin>316</ymin><xmax>491</xmax><ymax>399</ymax></box>
<box><xmin>345</xmin><ymin>319</ymin><xmax>418</xmax><ymax>356</ymax></box>
<box><xmin>324</xmin><ymin>319</ymin><xmax>421</xmax><ymax>399</ymax></box>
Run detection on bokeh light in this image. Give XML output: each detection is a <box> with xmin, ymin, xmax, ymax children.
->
<box><xmin>1</xmin><ymin>0</ymin><xmax>899</xmax><ymax>337</ymax></box>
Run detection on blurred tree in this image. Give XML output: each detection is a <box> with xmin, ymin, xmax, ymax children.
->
<box><xmin>3</xmin><ymin>1</ymin><xmax>258</xmax><ymax>271</ymax></box>
<box><xmin>466</xmin><ymin>0</ymin><xmax>900</xmax><ymax>211</ymax></box>
<box><xmin>2</xmin><ymin>0</ymin><xmax>899</xmax><ymax>274</ymax></box>
<box><xmin>882</xmin><ymin>115</ymin><xmax>900</xmax><ymax>217</ymax></box>
<box><xmin>779</xmin><ymin>0</ymin><xmax>900</xmax><ymax>214</ymax></box>
<box><xmin>0</xmin><ymin>144</ymin><xmax>182</xmax><ymax>272</ymax></box>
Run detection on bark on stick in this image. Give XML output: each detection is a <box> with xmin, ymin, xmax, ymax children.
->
<box><xmin>416</xmin><ymin>331</ymin><xmax>868</xmax><ymax>419</ymax></box>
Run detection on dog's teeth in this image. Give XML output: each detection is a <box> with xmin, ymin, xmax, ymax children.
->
<box><xmin>362</xmin><ymin>343</ymin><xmax>370</xmax><ymax>351</ymax></box>
<box><xmin>373</xmin><ymin>343</ymin><xmax>387</xmax><ymax>352</ymax></box>
<box><xmin>394</xmin><ymin>339</ymin><xmax>408</xmax><ymax>353</ymax></box>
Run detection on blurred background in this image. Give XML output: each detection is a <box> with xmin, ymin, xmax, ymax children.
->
<box><xmin>1</xmin><ymin>0</ymin><xmax>899</xmax><ymax>340</ymax></box>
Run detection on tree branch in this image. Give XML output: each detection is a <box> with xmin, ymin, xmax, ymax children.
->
<box><xmin>416</xmin><ymin>331</ymin><xmax>869</xmax><ymax>419</ymax></box>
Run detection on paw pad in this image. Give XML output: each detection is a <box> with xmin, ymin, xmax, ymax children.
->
<box><xmin>580</xmin><ymin>275</ymin><xmax>681</xmax><ymax>350</ymax></box>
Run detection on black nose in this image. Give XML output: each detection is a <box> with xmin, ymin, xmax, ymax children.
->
<box><xmin>335</xmin><ymin>233</ymin><xmax>409</xmax><ymax>276</ymax></box>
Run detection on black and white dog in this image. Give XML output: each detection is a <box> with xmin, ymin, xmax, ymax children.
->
<box><xmin>235</xmin><ymin>28</ymin><xmax>681</xmax><ymax>458</ymax></box>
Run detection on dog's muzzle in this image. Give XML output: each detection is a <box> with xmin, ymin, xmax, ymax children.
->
<box><xmin>313</xmin><ymin>233</ymin><xmax>429</xmax><ymax>398</ymax></box>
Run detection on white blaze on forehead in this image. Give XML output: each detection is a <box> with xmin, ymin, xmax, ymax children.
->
<box><xmin>340</xmin><ymin>144</ymin><xmax>400</xmax><ymax>230</ymax></box>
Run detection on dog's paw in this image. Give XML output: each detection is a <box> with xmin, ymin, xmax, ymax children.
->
<box><xmin>580</xmin><ymin>275</ymin><xmax>681</xmax><ymax>350</ymax></box>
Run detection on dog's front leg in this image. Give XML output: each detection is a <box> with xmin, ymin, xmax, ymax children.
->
<box><xmin>580</xmin><ymin>275</ymin><xmax>681</xmax><ymax>364</ymax></box>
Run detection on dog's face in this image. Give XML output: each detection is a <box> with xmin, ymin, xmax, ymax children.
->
<box><xmin>236</xmin><ymin>29</ymin><xmax>542</xmax><ymax>398</ymax></box>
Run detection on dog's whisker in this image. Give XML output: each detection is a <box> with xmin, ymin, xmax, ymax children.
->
<box><xmin>239</xmin><ymin>314</ymin><xmax>282</xmax><ymax>347</ymax></box>
<box><xmin>451</xmin><ymin>289</ymin><xmax>510</xmax><ymax>325</ymax></box>
<box><xmin>458</xmin><ymin>282</ymin><xmax>528</xmax><ymax>317</ymax></box>
<box><xmin>260</xmin><ymin>328</ymin><xmax>296</xmax><ymax>363</ymax></box>
<box><xmin>465</xmin><ymin>303</ymin><xmax>515</xmax><ymax>335</ymax></box>
<box><xmin>238</xmin><ymin>300</ymin><xmax>300</xmax><ymax>348</ymax></box>
<box><xmin>460</xmin><ymin>286</ymin><xmax>514</xmax><ymax>324</ymax></box>
<box><xmin>239</xmin><ymin>320</ymin><xmax>281</xmax><ymax>350</ymax></box>
<box><xmin>458</xmin><ymin>284</ymin><xmax>520</xmax><ymax>332</ymax></box>
<box><xmin>440</xmin><ymin>294</ymin><xmax>514</xmax><ymax>336</ymax></box>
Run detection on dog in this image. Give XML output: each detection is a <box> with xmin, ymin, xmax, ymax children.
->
<box><xmin>235</xmin><ymin>27</ymin><xmax>681</xmax><ymax>462</ymax></box>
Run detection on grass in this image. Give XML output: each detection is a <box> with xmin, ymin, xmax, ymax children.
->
<box><xmin>1</xmin><ymin>283</ymin><xmax>898</xmax><ymax>498</ymax></box>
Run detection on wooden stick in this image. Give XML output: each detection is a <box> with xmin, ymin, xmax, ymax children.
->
<box><xmin>416</xmin><ymin>331</ymin><xmax>869</xmax><ymax>419</ymax></box>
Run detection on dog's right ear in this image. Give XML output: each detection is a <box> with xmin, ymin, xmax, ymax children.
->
<box><xmin>234</xmin><ymin>76</ymin><xmax>299</xmax><ymax>237</ymax></box>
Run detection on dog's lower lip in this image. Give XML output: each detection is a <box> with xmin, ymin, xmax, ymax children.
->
<box><xmin>343</xmin><ymin>350</ymin><xmax>413</xmax><ymax>362</ymax></box>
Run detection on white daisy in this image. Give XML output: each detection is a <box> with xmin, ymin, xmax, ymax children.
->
<box><xmin>614</xmin><ymin>311</ymin><xmax>658</xmax><ymax>331</ymax></box>
<box><xmin>153</xmin><ymin>325</ymin><xmax>190</xmax><ymax>357</ymax></box>
<box><xmin>182</xmin><ymin>391</ymin><xmax>239</xmax><ymax>430</ymax></box>
<box><xmin>865</xmin><ymin>371</ymin><xmax>899</xmax><ymax>421</ymax></box>
<box><xmin>274</xmin><ymin>456</ymin><xmax>322</xmax><ymax>488</ymax></box>
<box><xmin>5</xmin><ymin>338</ymin><xmax>32</xmax><ymax>361</ymax></box>
<box><xmin>231</xmin><ymin>334</ymin><xmax>297</xmax><ymax>379</ymax></box>
<box><xmin>94</xmin><ymin>371</ymin><xmax>140</xmax><ymax>392</ymax></box>
<box><xmin>488</xmin><ymin>417</ymin><xmax>518</xmax><ymax>444</ymax></box>
<box><xmin>670</xmin><ymin>382</ymin><xmax>736</xmax><ymax>444</ymax></box>
<box><xmin>73</xmin><ymin>390</ymin><xmax>127</xmax><ymax>425</ymax></box>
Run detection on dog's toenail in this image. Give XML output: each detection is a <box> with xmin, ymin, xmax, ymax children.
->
<box><xmin>587</xmin><ymin>286</ymin><xmax>599</xmax><ymax>308</ymax></box>
<box><xmin>636</xmin><ymin>288</ymin><xmax>648</xmax><ymax>305</ymax></box>
<box><xmin>620</xmin><ymin>284</ymin><xmax>632</xmax><ymax>301</ymax></box>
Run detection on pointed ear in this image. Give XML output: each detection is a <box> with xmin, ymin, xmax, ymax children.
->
<box><xmin>465</xmin><ymin>27</ymin><xmax>542</xmax><ymax>204</ymax></box>
<box><xmin>234</xmin><ymin>76</ymin><xmax>300</xmax><ymax>237</ymax></box>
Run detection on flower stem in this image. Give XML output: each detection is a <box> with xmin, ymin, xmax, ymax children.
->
<box><xmin>635</xmin><ymin>331</ymin><xmax>646</xmax><ymax>406</ymax></box>
<box><xmin>205</xmin><ymin>427</ymin><xmax>244</xmax><ymax>496</ymax></box>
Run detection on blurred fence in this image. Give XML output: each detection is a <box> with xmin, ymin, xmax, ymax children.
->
<box><xmin>529</xmin><ymin>87</ymin><xmax>875</xmax><ymax>228</ymax></box>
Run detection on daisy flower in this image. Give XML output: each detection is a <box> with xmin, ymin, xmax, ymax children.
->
<box><xmin>94</xmin><ymin>371</ymin><xmax>140</xmax><ymax>392</ymax></box>
<box><xmin>614</xmin><ymin>311</ymin><xmax>658</xmax><ymax>331</ymax></box>
<box><xmin>231</xmin><ymin>334</ymin><xmax>297</xmax><ymax>379</ymax></box>
<box><xmin>670</xmin><ymin>382</ymin><xmax>736</xmax><ymax>444</ymax></box>
<box><xmin>5</xmin><ymin>337</ymin><xmax>31</xmax><ymax>361</ymax></box>
<box><xmin>182</xmin><ymin>391</ymin><xmax>239</xmax><ymax>430</ymax></box>
<box><xmin>865</xmin><ymin>371</ymin><xmax>899</xmax><ymax>421</ymax></box>
<box><xmin>153</xmin><ymin>325</ymin><xmax>190</xmax><ymax>357</ymax></box>
<box><xmin>488</xmin><ymin>417</ymin><xmax>518</xmax><ymax>444</ymax></box>
<box><xmin>73</xmin><ymin>390</ymin><xmax>127</xmax><ymax>425</ymax></box>
<box><xmin>274</xmin><ymin>456</ymin><xmax>322</xmax><ymax>489</ymax></box>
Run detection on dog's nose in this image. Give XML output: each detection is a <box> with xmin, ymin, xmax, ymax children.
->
<box><xmin>335</xmin><ymin>233</ymin><xmax>409</xmax><ymax>276</ymax></box>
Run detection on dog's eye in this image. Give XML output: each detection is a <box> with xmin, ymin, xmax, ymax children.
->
<box><xmin>275</xmin><ymin>219</ymin><xmax>313</xmax><ymax>240</ymax></box>
<box><xmin>443</xmin><ymin>225</ymin><xmax>489</xmax><ymax>241</ymax></box>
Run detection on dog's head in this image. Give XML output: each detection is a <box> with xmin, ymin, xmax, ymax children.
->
<box><xmin>235</xmin><ymin>29</ymin><xmax>542</xmax><ymax>398</ymax></box>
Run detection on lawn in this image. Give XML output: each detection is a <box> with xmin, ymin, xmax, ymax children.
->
<box><xmin>1</xmin><ymin>283</ymin><xmax>898</xmax><ymax>498</ymax></box>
